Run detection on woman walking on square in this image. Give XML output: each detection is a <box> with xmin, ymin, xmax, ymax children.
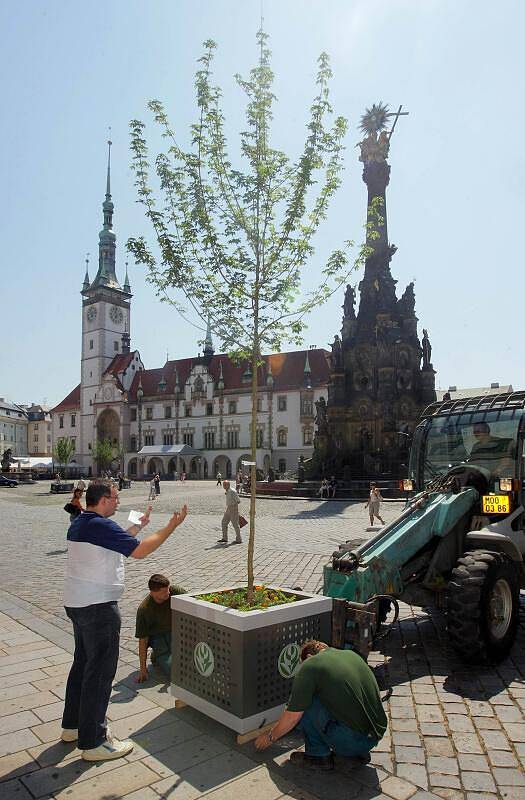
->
<box><xmin>365</xmin><ymin>483</ymin><xmax>385</xmax><ymax>526</ymax></box>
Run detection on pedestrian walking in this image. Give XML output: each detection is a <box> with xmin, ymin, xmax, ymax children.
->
<box><xmin>217</xmin><ymin>479</ymin><xmax>242</xmax><ymax>544</ymax></box>
<box><xmin>60</xmin><ymin>479</ymin><xmax>188</xmax><ymax>761</ymax></box>
<box><xmin>67</xmin><ymin>488</ymin><xmax>84</xmax><ymax>522</ymax></box>
<box><xmin>216</xmin><ymin>471</ymin><xmax>222</xmax><ymax>486</ymax></box>
<box><xmin>365</xmin><ymin>483</ymin><xmax>385</xmax><ymax>526</ymax></box>
<box><xmin>148</xmin><ymin>478</ymin><xmax>156</xmax><ymax>501</ymax></box>
<box><xmin>154</xmin><ymin>473</ymin><xmax>161</xmax><ymax>495</ymax></box>
<box><xmin>76</xmin><ymin>477</ymin><xmax>86</xmax><ymax>492</ymax></box>
<box><xmin>236</xmin><ymin>470</ymin><xmax>243</xmax><ymax>493</ymax></box>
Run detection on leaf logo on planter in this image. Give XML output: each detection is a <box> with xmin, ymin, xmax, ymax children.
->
<box><xmin>278</xmin><ymin>643</ymin><xmax>301</xmax><ymax>678</ymax></box>
<box><xmin>194</xmin><ymin>642</ymin><xmax>214</xmax><ymax>677</ymax></box>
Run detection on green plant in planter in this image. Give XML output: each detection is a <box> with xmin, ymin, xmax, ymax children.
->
<box><xmin>129</xmin><ymin>29</ymin><xmax>372</xmax><ymax>603</ymax></box>
<box><xmin>197</xmin><ymin>586</ymin><xmax>296</xmax><ymax>612</ymax></box>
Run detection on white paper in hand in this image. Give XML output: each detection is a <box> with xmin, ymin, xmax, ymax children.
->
<box><xmin>128</xmin><ymin>510</ymin><xmax>143</xmax><ymax>526</ymax></box>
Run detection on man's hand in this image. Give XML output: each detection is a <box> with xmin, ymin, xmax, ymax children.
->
<box><xmin>254</xmin><ymin>731</ymin><xmax>273</xmax><ymax>751</ymax></box>
<box><xmin>136</xmin><ymin>667</ymin><xmax>149</xmax><ymax>683</ymax></box>
<box><xmin>139</xmin><ymin>506</ymin><xmax>153</xmax><ymax>529</ymax></box>
<box><xmin>168</xmin><ymin>504</ymin><xmax>188</xmax><ymax>532</ymax></box>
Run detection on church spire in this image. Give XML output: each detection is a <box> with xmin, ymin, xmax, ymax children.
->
<box><xmin>91</xmin><ymin>138</ymin><xmax>121</xmax><ymax>290</ymax></box>
<box><xmin>203</xmin><ymin>317</ymin><xmax>214</xmax><ymax>360</ymax></box>
<box><xmin>123</xmin><ymin>260</ymin><xmax>131</xmax><ymax>293</ymax></box>
<box><xmin>82</xmin><ymin>253</ymin><xmax>90</xmax><ymax>290</ymax></box>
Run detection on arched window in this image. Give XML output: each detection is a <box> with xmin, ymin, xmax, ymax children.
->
<box><xmin>277</xmin><ymin>428</ymin><xmax>287</xmax><ymax>447</ymax></box>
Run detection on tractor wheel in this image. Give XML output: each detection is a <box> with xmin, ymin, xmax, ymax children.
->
<box><xmin>447</xmin><ymin>550</ymin><xmax>520</xmax><ymax>663</ymax></box>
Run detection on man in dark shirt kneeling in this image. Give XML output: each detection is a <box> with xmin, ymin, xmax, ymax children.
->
<box><xmin>135</xmin><ymin>574</ymin><xmax>186</xmax><ymax>682</ymax></box>
<box><xmin>255</xmin><ymin>640</ymin><xmax>387</xmax><ymax>770</ymax></box>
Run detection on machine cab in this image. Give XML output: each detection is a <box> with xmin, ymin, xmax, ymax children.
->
<box><xmin>408</xmin><ymin>392</ymin><xmax>525</xmax><ymax>517</ymax></box>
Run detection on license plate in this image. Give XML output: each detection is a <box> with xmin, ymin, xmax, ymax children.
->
<box><xmin>482</xmin><ymin>495</ymin><xmax>510</xmax><ymax>514</ymax></box>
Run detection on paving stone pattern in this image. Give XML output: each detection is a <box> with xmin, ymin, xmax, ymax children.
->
<box><xmin>0</xmin><ymin>481</ymin><xmax>523</xmax><ymax>799</ymax></box>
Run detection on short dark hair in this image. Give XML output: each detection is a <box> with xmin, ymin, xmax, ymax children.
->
<box><xmin>86</xmin><ymin>480</ymin><xmax>113</xmax><ymax>506</ymax></box>
<box><xmin>148</xmin><ymin>574</ymin><xmax>170</xmax><ymax>591</ymax></box>
<box><xmin>300</xmin><ymin>640</ymin><xmax>329</xmax><ymax>661</ymax></box>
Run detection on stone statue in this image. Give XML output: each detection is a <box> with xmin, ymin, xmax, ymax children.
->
<box><xmin>314</xmin><ymin>397</ymin><xmax>328</xmax><ymax>435</ymax></box>
<box><xmin>358</xmin><ymin>130</ymin><xmax>390</xmax><ymax>164</ymax></box>
<box><xmin>398</xmin><ymin>282</ymin><xmax>415</xmax><ymax>316</ymax></box>
<box><xmin>1</xmin><ymin>448</ymin><xmax>12</xmax><ymax>471</ymax></box>
<box><xmin>343</xmin><ymin>284</ymin><xmax>356</xmax><ymax>318</ymax></box>
<box><xmin>422</xmin><ymin>329</ymin><xmax>432</xmax><ymax>368</ymax></box>
<box><xmin>331</xmin><ymin>335</ymin><xmax>343</xmax><ymax>370</ymax></box>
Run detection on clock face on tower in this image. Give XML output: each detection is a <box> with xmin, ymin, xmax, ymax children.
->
<box><xmin>110</xmin><ymin>306</ymin><xmax>123</xmax><ymax>325</ymax></box>
<box><xmin>87</xmin><ymin>306</ymin><xmax>97</xmax><ymax>322</ymax></box>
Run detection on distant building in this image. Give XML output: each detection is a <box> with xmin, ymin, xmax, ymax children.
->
<box><xmin>25</xmin><ymin>404</ymin><xmax>53</xmax><ymax>456</ymax></box>
<box><xmin>0</xmin><ymin>398</ymin><xmax>28</xmax><ymax>458</ymax></box>
<box><xmin>436</xmin><ymin>383</ymin><xmax>513</xmax><ymax>402</ymax></box>
<box><xmin>51</xmin><ymin>145</ymin><xmax>330</xmax><ymax>478</ymax></box>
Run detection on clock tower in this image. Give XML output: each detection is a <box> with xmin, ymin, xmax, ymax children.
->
<box><xmin>79</xmin><ymin>141</ymin><xmax>132</xmax><ymax>469</ymax></box>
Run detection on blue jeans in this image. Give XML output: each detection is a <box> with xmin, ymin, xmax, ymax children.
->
<box><xmin>299</xmin><ymin>696</ymin><xmax>378</xmax><ymax>758</ymax></box>
<box><xmin>150</xmin><ymin>633</ymin><xmax>171</xmax><ymax>678</ymax></box>
<box><xmin>62</xmin><ymin>602</ymin><xmax>121</xmax><ymax>750</ymax></box>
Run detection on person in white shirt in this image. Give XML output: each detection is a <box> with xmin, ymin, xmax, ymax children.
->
<box><xmin>218</xmin><ymin>479</ymin><xmax>242</xmax><ymax>544</ymax></box>
<box><xmin>61</xmin><ymin>479</ymin><xmax>187</xmax><ymax>762</ymax></box>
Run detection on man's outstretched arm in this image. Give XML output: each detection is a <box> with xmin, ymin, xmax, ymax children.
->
<box><xmin>131</xmin><ymin>505</ymin><xmax>188</xmax><ymax>559</ymax></box>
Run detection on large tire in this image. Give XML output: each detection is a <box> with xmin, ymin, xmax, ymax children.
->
<box><xmin>447</xmin><ymin>550</ymin><xmax>520</xmax><ymax>663</ymax></box>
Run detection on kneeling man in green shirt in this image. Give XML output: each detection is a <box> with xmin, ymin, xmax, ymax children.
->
<box><xmin>255</xmin><ymin>640</ymin><xmax>387</xmax><ymax>770</ymax></box>
<box><xmin>135</xmin><ymin>574</ymin><xmax>186</xmax><ymax>682</ymax></box>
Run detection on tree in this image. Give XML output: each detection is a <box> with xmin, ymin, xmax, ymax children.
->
<box><xmin>53</xmin><ymin>437</ymin><xmax>76</xmax><ymax>478</ymax></box>
<box><xmin>128</xmin><ymin>31</ymin><xmax>371</xmax><ymax>602</ymax></box>
<box><xmin>91</xmin><ymin>439</ymin><xmax>117</xmax><ymax>475</ymax></box>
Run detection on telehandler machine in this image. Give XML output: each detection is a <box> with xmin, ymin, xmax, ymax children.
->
<box><xmin>324</xmin><ymin>391</ymin><xmax>525</xmax><ymax>663</ymax></box>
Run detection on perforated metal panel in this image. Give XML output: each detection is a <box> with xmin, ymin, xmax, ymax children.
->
<box><xmin>172</xmin><ymin>606</ymin><xmax>331</xmax><ymax>720</ymax></box>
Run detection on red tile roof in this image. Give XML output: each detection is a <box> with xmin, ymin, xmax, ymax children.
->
<box><xmin>128</xmin><ymin>349</ymin><xmax>330</xmax><ymax>400</ymax></box>
<box><xmin>104</xmin><ymin>352</ymin><xmax>136</xmax><ymax>378</ymax></box>
<box><xmin>52</xmin><ymin>384</ymin><xmax>80</xmax><ymax>413</ymax></box>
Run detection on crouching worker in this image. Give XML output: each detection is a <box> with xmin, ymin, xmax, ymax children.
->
<box><xmin>135</xmin><ymin>574</ymin><xmax>187</xmax><ymax>682</ymax></box>
<box><xmin>255</xmin><ymin>640</ymin><xmax>387</xmax><ymax>770</ymax></box>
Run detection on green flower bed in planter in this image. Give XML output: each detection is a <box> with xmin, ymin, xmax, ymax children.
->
<box><xmin>171</xmin><ymin>586</ymin><xmax>332</xmax><ymax>734</ymax></box>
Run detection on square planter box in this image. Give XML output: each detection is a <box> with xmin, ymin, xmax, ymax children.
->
<box><xmin>171</xmin><ymin>587</ymin><xmax>332</xmax><ymax>734</ymax></box>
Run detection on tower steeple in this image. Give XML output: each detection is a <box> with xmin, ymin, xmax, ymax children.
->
<box><xmin>91</xmin><ymin>139</ymin><xmax>121</xmax><ymax>290</ymax></box>
<box><xmin>82</xmin><ymin>253</ymin><xmax>90</xmax><ymax>290</ymax></box>
<box><xmin>203</xmin><ymin>317</ymin><xmax>214</xmax><ymax>361</ymax></box>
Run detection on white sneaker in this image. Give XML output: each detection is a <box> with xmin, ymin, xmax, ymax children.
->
<box><xmin>82</xmin><ymin>732</ymin><xmax>134</xmax><ymax>761</ymax></box>
<box><xmin>60</xmin><ymin>728</ymin><xmax>78</xmax><ymax>742</ymax></box>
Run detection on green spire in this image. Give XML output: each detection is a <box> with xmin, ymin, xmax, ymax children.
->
<box><xmin>91</xmin><ymin>138</ymin><xmax>121</xmax><ymax>290</ymax></box>
<box><xmin>82</xmin><ymin>253</ymin><xmax>90</xmax><ymax>290</ymax></box>
<box><xmin>203</xmin><ymin>317</ymin><xmax>214</xmax><ymax>357</ymax></box>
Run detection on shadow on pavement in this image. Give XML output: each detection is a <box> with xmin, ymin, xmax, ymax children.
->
<box><xmin>376</xmin><ymin>598</ymin><xmax>525</xmax><ymax>699</ymax></box>
<box><xmin>286</xmin><ymin>500</ymin><xmax>361</xmax><ymax>519</ymax></box>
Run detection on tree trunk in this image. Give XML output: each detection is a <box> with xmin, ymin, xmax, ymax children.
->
<box><xmin>247</xmin><ymin>344</ymin><xmax>259</xmax><ymax>603</ymax></box>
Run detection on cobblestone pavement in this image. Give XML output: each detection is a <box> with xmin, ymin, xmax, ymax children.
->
<box><xmin>0</xmin><ymin>480</ymin><xmax>523</xmax><ymax>799</ymax></box>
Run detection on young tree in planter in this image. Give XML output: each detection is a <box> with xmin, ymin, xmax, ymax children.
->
<box><xmin>91</xmin><ymin>438</ymin><xmax>116</xmax><ymax>476</ymax></box>
<box><xmin>128</xmin><ymin>32</ymin><xmax>372</xmax><ymax>602</ymax></box>
<box><xmin>53</xmin><ymin>437</ymin><xmax>76</xmax><ymax>479</ymax></box>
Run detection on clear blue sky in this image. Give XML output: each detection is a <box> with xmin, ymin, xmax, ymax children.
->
<box><xmin>1</xmin><ymin>0</ymin><xmax>523</xmax><ymax>407</ymax></box>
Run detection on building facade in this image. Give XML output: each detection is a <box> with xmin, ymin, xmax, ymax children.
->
<box><xmin>25</xmin><ymin>404</ymin><xmax>52</xmax><ymax>456</ymax></box>
<box><xmin>52</xmin><ymin>146</ymin><xmax>330</xmax><ymax>478</ymax></box>
<box><xmin>0</xmin><ymin>398</ymin><xmax>28</xmax><ymax>458</ymax></box>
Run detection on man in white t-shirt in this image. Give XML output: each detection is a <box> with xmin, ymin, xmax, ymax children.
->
<box><xmin>61</xmin><ymin>480</ymin><xmax>187</xmax><ymax>762</ymax></box>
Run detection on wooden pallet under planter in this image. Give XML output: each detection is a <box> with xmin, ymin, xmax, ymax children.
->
<box><xmin>170</xmin><ymin>587</ymin><xmax>332</xmax><ymax>735</ymax></box>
